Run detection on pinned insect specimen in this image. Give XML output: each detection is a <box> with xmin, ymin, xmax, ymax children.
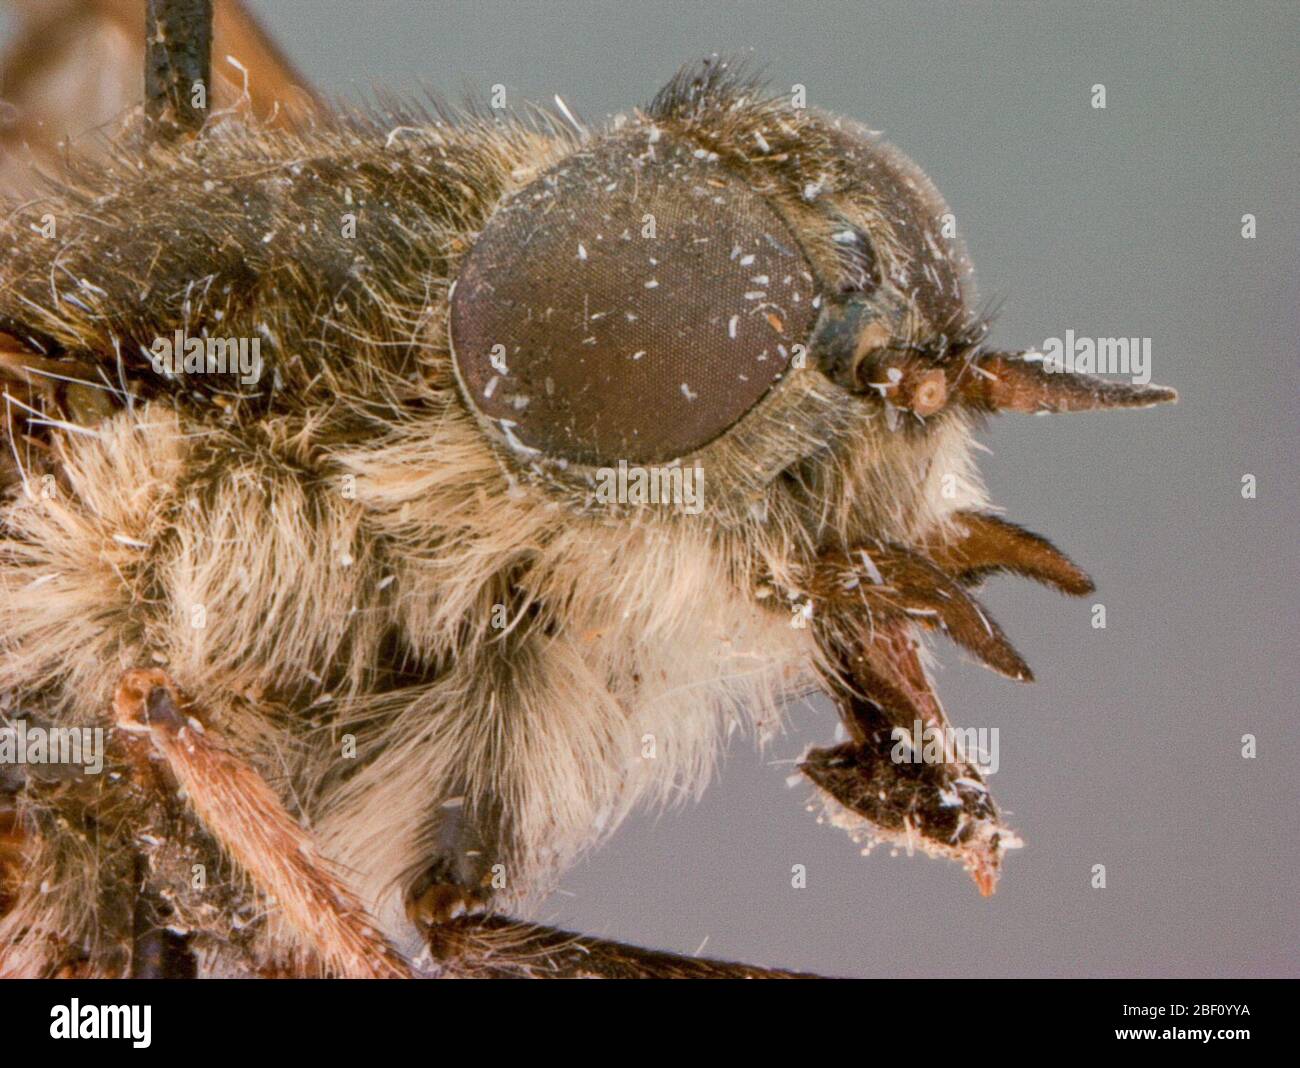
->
<box><xmin>0</xmin><ymin>3</ymin><xmax>1174</xmax><ymax>977</ymax></box>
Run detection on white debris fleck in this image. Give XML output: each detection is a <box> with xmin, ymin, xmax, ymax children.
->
<box><xmin>577</xmin><ymin>242</ymin><xmax>587</xmax><ymax>260</ymax></box>
<box><xmin>553</xmin><ymin>94</ymin><xmax>588</xmax><ymax>139</ymax></box>
<box><xmin>856</xmin><ymin>549</ymin><xmax>885</xmax><ymax>585</ymax></box>
<box><xmin>644</xmin><ymin>279</ymin><xmax>659</xmax><ymax>289</ymax></box>
<box><xmin>497</xmin><ymin>419</ymin><xmax>541</xmax><ymax>457</ymax></box>
<box><xmin>680</xmin><ymin>383</ymin><xmax>698</xmax><ymax>401</ymax></box>
<box><xmin>728</xmin><ymin>315</ymin><xmax>738</xmax><ymax>339</ymax></box>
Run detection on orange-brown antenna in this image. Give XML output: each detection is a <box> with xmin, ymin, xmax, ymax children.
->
<box><xmin>957</xmin><ymin>350</ymin><xmax>1178</xmax><ymax>413</ymax></box>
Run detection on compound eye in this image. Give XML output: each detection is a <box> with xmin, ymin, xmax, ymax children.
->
<box><xmin>449</xmin><ymin>129</ymin><xmax>819</xmax><ymax>467</ymax></box>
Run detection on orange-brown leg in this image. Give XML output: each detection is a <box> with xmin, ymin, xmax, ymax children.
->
<box><xmin>113</xmin><ymin>669</ymin><xmax>411</xmax><ymax>979</ymax></box>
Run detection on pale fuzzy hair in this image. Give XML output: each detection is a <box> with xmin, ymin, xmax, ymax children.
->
<box><xmin>0</xmin><ymin>395</ymin><xmax>985</xmax><ymax>973</ymax></box>
<box><xmin>0</xmin><ymin>397</ymin><xmax>814</xmax><ymax>965</ymax></box>
<box><xmin>0</xmin><ymin>62</ymin><xmax>991</xmax><ymax>974</ymax></box>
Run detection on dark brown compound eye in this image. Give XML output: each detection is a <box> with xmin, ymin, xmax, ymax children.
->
<box><xmin>449</xmin><ymin>128</ymin><xmax>820</xmax><ymax>467</ymax></box>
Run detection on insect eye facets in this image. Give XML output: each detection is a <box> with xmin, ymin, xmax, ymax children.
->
<box><xmin>448</xmin><ymin>128</ymin><xmax>820</xmax><ymax>467</ymax></box>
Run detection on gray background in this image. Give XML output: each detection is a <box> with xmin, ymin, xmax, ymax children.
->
<box><xmin>102</xmin><ymin>1</ymin><xmax>1300</xmax><ymax>976</ymax></box>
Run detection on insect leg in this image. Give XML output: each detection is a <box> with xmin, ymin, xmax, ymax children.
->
<box><xmin>128</xmin><ymin>870</ymin><xmax>196</xmax><ymax>979</ymax></box>
<box><xmin>112</xmin><ymin>668</ymin><xmax>412</xmax><ymax>978</ymax></box>
<box><xmin>404</xmin><ymin>791</ymin><xmax>501</xmax><ymax>927</ymax></box>
<box><xmin>0</xmin><ymin>793</ymin><xmax>26</xmax><ymax>944</ymax></box>
<box><xmin>145</xmin><ymin>0</ymin><xmax>214</xmax><ymax>137</ymax></box>
<box><xmin>424</xmin><ymin>915</ymin><xmax>818</xmax><ymax>979</ymax></box>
